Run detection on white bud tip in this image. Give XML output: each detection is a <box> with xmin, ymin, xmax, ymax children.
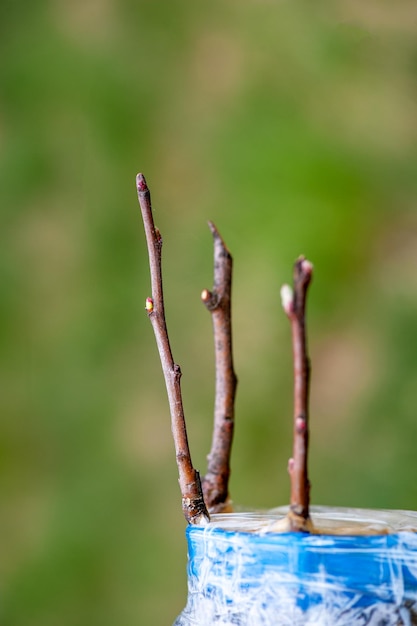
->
<box><xmin>301</xmin><ymin>259</ymin><xmax>313</xmax><ymax>275</ymax></box>
<box><xmin>280</xmin><ymin>284</ymin><xmax>294</xmax><ymax>315</ymax></box>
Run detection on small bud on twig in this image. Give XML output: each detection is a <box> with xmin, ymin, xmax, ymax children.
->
<box><xmin>201</xmin><ymin>289</ymin><xmax>210</xmax><ymax>302</ymax></box>
<box><xmin>145</xmin><ymin>297</ymin><xmax>154</xmax><ymax>314</ymax></box>
<box><xmin>201</xmin><ymin>288</ymin><xmax>218</xmax><ymax>310</ymax></box>
<box><xmin>280</xmin><ymin>284</ymin><xmax>294</xmax><ymax>316</ymax></box>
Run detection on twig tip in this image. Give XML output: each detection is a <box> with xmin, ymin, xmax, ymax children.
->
<box><xmin>207</xmin><ymin>220</ymin><xmax>220</xmax><ymax>239</ymax></box>
<box><xmin>136</xmin><ymin>173</ymin><xmax>148</xmax><ymax>193</ymax></box>
<box><xmin>295</xmin><ymin>256</ymin><xmax>313</xmax><ymax>283</ymax></box>
<box><xmin>300</xmin><ymin>257</ymin><xmax>313</xmax><ymax>276</ymax></box>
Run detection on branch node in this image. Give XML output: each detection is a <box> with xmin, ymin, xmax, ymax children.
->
<box><xmin>173</xmin><ymin>363</ymin><xmax>182</xmax><ymax>381</ymax></box>
<box><xmin>295</xmin><ymin>416</ymin><xmax>306</xmax><ymax>433</ymax></box>
<box><xmin>201</xmin><ymin>288</ymin><xmax>219</xmax><ymax>311</ymax></box>
<box><xmin>155</xmin><ymin>227</ymin><xmax>162</xmax><ymax>243</ymax></box>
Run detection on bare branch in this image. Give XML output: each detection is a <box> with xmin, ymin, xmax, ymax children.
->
<box><xmin>201</xmin><ymin>222</ymin><xmax>237</xmax><ymax>512</ymax></box>
<box><xmin>281</xmin><ymin>256</ymin><xmax>313</xmax><ymax>532</ymax></box>
<box><xmin>136</xmin><ymin>173</ymin><xmax>209</xmax><ymax>525</ymax></box>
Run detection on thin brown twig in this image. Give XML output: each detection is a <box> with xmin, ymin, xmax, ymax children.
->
<box><xmin>201</xmin><ymin>222</ymin><xmax>237</xmax><ymax>512</ymax></box>
<box><xmin>281</xmin><ymin>256</ymin><xmax>313</xmax><ymax>532</ymax></box>
<box><xmin>136</xmin><ymin>173</ymin><xmax>209</xmax><ymax>525</ymax></box>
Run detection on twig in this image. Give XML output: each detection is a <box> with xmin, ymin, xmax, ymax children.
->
<box><xmin>281</xmin><ymin>256</ymin><xmax>313</xmax><ymax>532</ymax></box>
<box><xmin>136</xmin><ymin>173</ymin><xmax>209</xmax><ymax>525</ymax></box>
<box><xmin>201</xmin><ymin>222</ymin><xmax>237</xmax><ymax>512</ymax></box>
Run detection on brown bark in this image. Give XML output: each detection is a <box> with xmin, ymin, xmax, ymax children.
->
<box><xmin>136</xmin><ymin>173</ymin><xmax>209</xmax><ymax>525</ymax></box>
<box><xmin>201</xmin><ymin>222</ymin><xmax>237</xmax><ymax>512</ymax></box>
<box><xmin>281</xmin><ymin>256</ymin><xmax>313</xmax><ymax>532</ymax></box>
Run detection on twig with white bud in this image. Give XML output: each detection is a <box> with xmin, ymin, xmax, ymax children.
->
<box><xmin>281</xmin><ymin>256</ymin><xmax>314</xmax><ymax>532</ymax></box>
<box><xmin>136</xmin><ymin>173</ymin><xmax>209</xmax><ymax>525</ymax></box>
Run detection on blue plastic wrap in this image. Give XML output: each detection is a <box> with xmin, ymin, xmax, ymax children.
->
<box><xmin>174</xmin><ymin>506</ymin><xmax>417</xmax><ymax>625</ymax></box>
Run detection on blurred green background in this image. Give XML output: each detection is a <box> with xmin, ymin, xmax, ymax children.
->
<box><xmin>2</xmin><ymin>1</ymin><xmax>417</xmax><ymax>624</ymax></box>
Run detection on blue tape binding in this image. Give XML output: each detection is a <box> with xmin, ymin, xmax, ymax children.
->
<box><xmin>175</xmin><ymin>510</ymin><xmax>417</xmax><ymax>625</ymax></box>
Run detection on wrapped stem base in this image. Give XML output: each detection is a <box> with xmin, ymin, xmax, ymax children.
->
<box><xmin>174</xmin><ymin>506</ymin><xmax>417</xmax><ymax>626</ymax></box>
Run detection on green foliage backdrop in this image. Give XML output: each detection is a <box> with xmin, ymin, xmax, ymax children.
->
<box><xmin>2</xmin><ymin>1</ymin><xmax>417</xmax><ymax>624</ymax></box>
